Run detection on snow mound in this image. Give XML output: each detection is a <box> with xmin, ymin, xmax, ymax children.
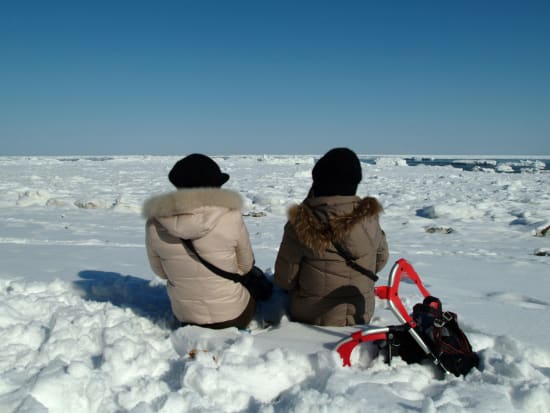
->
<box><xmin>424</xmin><ymin>226</ymin><xmax>455</xmax><ymax>234</ymax></box>
<box><xmin>496</xmin><ymin>163</ymin><xmax>515</xmax><ymax>173</ymax></box>
<box><xmin>111</xmin><ymin>198</ymin><xmax>141</xmax><ymax>213</ymax></box>
<box><xmin>249</xmin><ymin>193</ymin><xmax>290</xmax><ymax>215</ymax></box>
<box><xmin>293</xmin><ymin>170</ymin><xmax>311</xmax><ymax>178</ymax></box>
<box><xmin>2</xmin><ymin>276</ymin><xmax>550</xmax><ymax>413</ymax></box>
<box><xmin>74</xmin><ymin>199</ymin><xmax>110</xmax><ymax>209</ymax></box>
<box><xmin>416</xmin><ymin>203</ymin><xmax>485</xmax><ymax>220</ymax></box>
<box><xmin>45</xmin><ymin>198</ymin><xmax>67</xmax><ymax>207</ymax></box>
<box><xmin>16</xmin><ymin>190</ymin><xmax>53</xmax><ymax>207</ymax></box>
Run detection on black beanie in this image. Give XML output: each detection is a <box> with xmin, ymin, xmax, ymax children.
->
<box><xmin>312</xmin><ymin>148</ymin><xmax>362</xmax><ymax>196</ymax></box>
<box><xmin>168</xmin><ymin>154</ymin><xmax>230</xmax><ymax>188</ymax></box>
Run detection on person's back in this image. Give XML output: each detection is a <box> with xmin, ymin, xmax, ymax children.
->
<box><xmin>274</xmin><ymin>148</ymin><xmax>389</xmax><ymax>326</ymax></box>
<box><xmin>143</xmin><ymin>154</ymin><xmax>256</xmax><ymax>329</ymax></box>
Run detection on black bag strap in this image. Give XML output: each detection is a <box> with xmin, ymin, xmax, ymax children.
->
<box><xmin>332</xmin><ymin>241</ymin><xmax>379</xmax><ymax>282</ymax></box>
<box><xmin>181</xmin><ymin>238</ymin><xmax>242</xmax><ymax>284</ymax></box>
<box><xmin>307</xmin><ymin>205</ymin><xmax>379</xmax><ymax>282</ymax></box>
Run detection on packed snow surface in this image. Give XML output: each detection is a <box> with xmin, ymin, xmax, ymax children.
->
<box><xmin>0</xmin><ymin>155</ymin><xmax>549</xmax><ymax>413</ymax></box>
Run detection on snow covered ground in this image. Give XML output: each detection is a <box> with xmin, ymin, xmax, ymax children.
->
<box><xmin>0</xmin><ymin>154</ymin><xmax>549</xmax><ymax>413</ymax></box>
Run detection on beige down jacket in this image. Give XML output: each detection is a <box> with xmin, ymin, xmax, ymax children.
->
<box><xmin>142</xmin><ymin>188</ymin><xmax>254</xmax><ymax>324</ymax></box>
<box><xmin>274</xmin><ymin>195</ymin><xmax>389</xmax><ymax>326</ymax></box>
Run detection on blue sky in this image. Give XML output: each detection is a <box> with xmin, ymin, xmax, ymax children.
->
<box><xmin>1</xmin><ymin>1</ymin><xmax>549</xmax><ymax>156</ymax></box>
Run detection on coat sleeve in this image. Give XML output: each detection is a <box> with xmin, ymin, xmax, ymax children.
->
<box><xmin>375</xmin><ymin>226</ymin><xmax>389</xmax><ymax>273</ymax></box>
<box><xmin>274</xmin><ymin>222</ymin><xmax>303</xmax><ymax>290</ymax></box>
<box><xmin>145</xmin><ymin>220</ymin><xmax>168</xmax><ymax>280</ymax></box>
<box><xmin>235</xmin><ymin>217</ymin><xmax>255</xmax><ymax>274</ymax></box>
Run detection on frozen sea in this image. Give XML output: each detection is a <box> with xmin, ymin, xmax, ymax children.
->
<box><xmin>0</xmin><ymin>154</ymin><xmax>549</xmax><ymax>413</ymax></box>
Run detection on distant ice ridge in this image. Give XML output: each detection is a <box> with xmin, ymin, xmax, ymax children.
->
<box><xmin>255</xmin><ymin>155</ymin><xmax>315</xmax><ymax>165</ymax></box>
<box><xmin>438</xmin><ymin>158</ymin><xmax>547</xmax><ymax>173</ymax></box>
<box><xmin>451</xmin><ymin>158</ymin><xmax>546</xmax><ymax>173</ymax></box>
<box><xmin>374</xmin><ymin>157</ymin><xmax>408</xmax><ymax>167</ymax></box>
<box><xmin>356</xmin><ymin>156</ymin><xmax>549</xmax><ymax>173</ymax></box>
<box><xmin>495</xmin><ymin>159</ymin><xmax>546</xmax><ymax>173</ymax></box>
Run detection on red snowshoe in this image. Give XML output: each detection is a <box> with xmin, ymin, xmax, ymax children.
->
<box><xmin>335</xmin><ymin>259</ymin><xmax>479</xmax><ymax>376</ymax></box>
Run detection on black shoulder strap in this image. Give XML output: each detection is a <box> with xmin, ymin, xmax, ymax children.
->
<box><xmin>181</xmin><ymin>239</ymin><xmax>242</xmax><ymax>284</ymax></box>
<box><xmin>307</xmin><ymin>205</ymin><xmax>379</xmax><ymax>282</ymax></box>
<box><xmin>332</xmin><ymin>241</ymin><xmax>379</xmax><ymax>282</ymax></box>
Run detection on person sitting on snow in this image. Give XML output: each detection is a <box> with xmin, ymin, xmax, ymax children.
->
<box><xmin>142</xmin><ymin>154</ymin><xmax>256</xmax><ymax>329</ymax></box>
<box><xmin>274</xmin><ymin>147</ymin><xmax>389</xmax><ymax>326</ymax></box>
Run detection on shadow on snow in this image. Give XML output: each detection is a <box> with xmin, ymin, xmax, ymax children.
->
<box><xmin>74</xmin><ymin>270</ymin><xmax>174</xmax><ymax>326</ymax></box>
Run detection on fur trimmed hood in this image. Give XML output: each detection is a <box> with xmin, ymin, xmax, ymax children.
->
<box><xmin>288</xmin><ymin>196</ymin><xmax>383</xmax><ymax>253</ymax></box>
<box><xmin>142</xmin><ymin>188</ymin><xmax>243</xmax><ymax>219</ymax></box>
<box><xmin>142</xmin><ymin>188</ymin><xmax>244</xmax><ymax>239</ymax></box>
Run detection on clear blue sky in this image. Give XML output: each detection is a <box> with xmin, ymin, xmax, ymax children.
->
<box><xmin>1</xmin><ymin>1</ymin><xmax>549</xmax><ymax>156</ymax></box>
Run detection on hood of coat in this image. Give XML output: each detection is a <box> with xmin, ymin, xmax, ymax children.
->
<box><xmin>142</xmin><ymin>188</ymin><xmax>243</xmax><ymax>239</ymax></box>
<box><xmin>287</xmin><ymin>195</ymin><xmax>383</xmax><ymax>253</ymax></box>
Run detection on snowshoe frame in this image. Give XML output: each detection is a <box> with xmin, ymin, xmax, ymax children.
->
<box><xmin>335</xmin><ymin>258</ymin><xmax>450</xmax><ymax>373</ymax></box>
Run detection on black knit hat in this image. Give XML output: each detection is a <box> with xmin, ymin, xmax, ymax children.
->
<box><xmin>168</xmin><ymin>154</ymin><xmax>229</xmax><ymax>188</ymax></box>
<box><xmin>312</xmin><ymin>147</ymin><xmax>362</xmax><ymax>196</ymax></box>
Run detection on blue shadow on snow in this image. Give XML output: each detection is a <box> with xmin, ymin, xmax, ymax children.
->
<box><xmin>74</xmin><ymin>270</ymin><xmax>173</xmax><ymax>325</ymax></box>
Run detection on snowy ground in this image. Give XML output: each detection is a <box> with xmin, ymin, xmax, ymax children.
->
<box><xmin>0</xmin><ymin>154</ymin><xmax>549</xmax><ymax>413</ymax></box>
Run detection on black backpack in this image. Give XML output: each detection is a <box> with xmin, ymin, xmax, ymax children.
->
<box><xmin>389</xmin><ymin>296</ymin><xmax>480</xmax><ymax>377</ymax></box>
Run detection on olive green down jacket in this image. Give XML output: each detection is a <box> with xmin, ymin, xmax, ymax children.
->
<box><xmin>274</xmin><ymin>195</ymin><xmax>389</xmax><ymax>327</ymax></box>
<box><xmin>142</xmin><ymin>188</ymin><xmax>254</xmax><ymax>325</ymax></box>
